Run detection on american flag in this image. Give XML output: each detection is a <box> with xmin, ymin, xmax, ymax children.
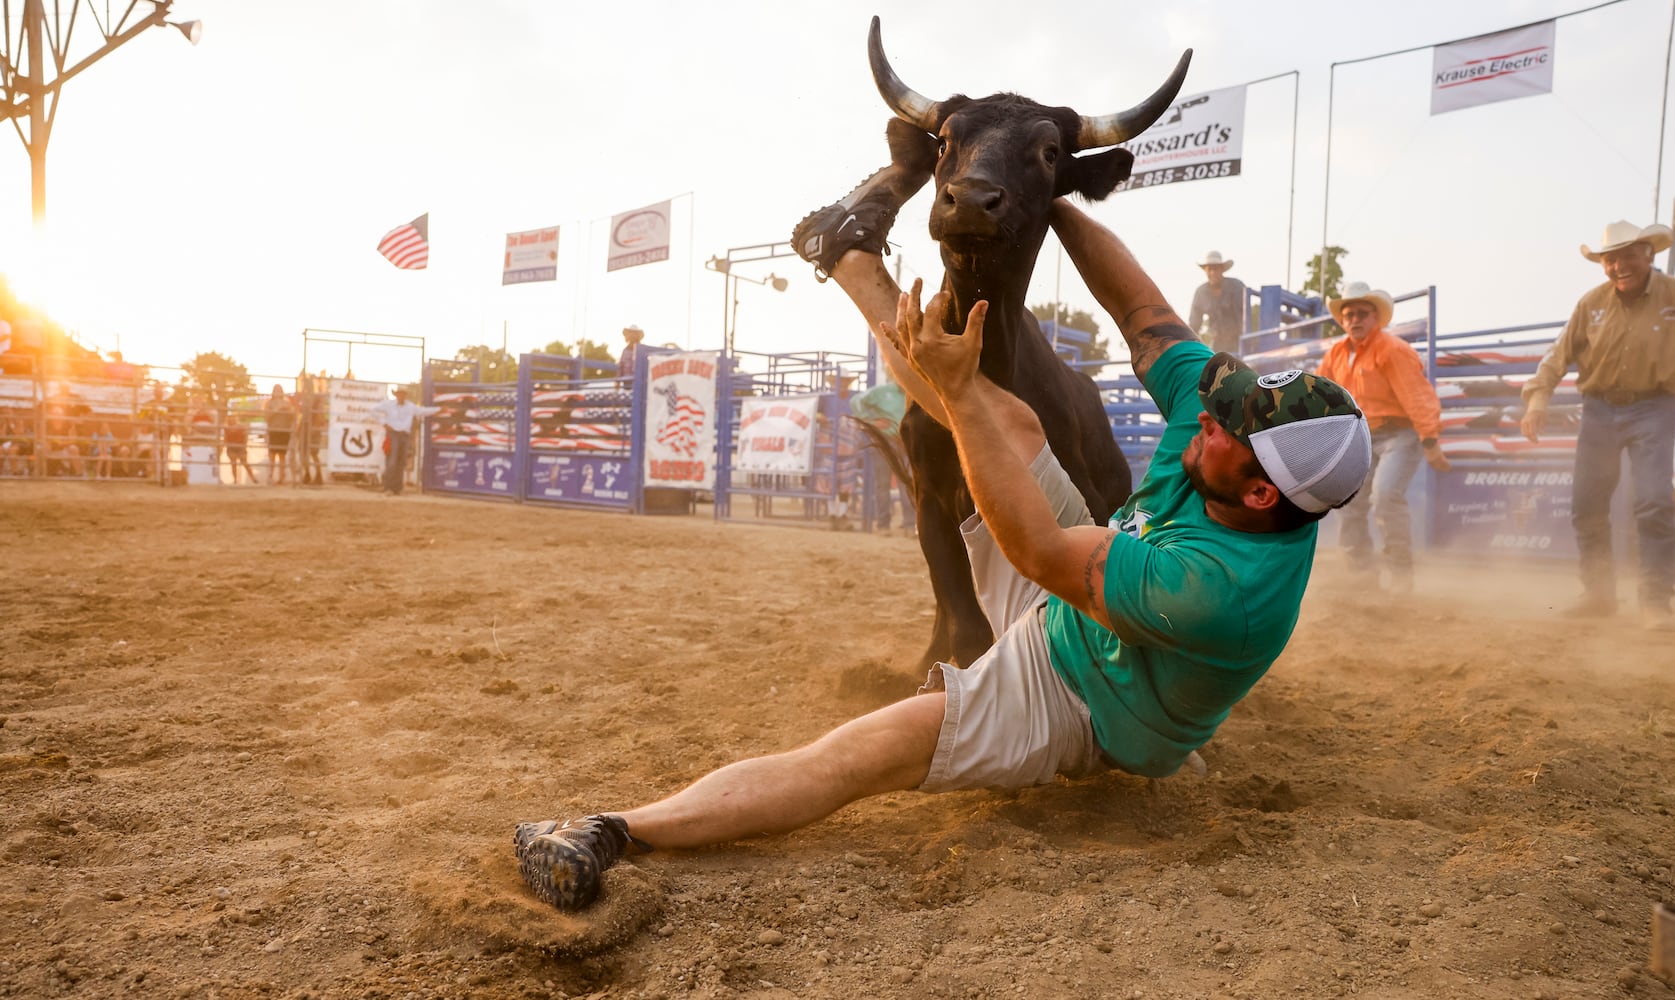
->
<box><xmin>653</xmin><ymin>384</ymin><xmax>706</xmax><ymax>456</ymax></box>
<box><xmin>377</xmin><ymin>213</ymin><xmax>430</xmax><ymax>270</ymax></box>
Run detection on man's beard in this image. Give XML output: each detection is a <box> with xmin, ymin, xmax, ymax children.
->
<box><xmin>1182</xmin><ymin>448</ymin><xmax>1249</xmax><ymax>508</ymax></box>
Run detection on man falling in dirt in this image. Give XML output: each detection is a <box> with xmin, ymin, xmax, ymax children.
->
<box><xmin>513</xmin><ymin>140</ymin><xmax>1374</xmax><ymax>913</ymax></box>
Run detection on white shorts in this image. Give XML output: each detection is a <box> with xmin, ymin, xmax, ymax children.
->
<box><xmin>918</xmin><ymin>446</ymin><xmax>1106</xmax><ymax>792</ymax></box>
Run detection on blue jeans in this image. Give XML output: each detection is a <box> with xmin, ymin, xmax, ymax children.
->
<box><xmin>1572</xmin><ymin>394</ymin><xmax>1675</xmax><ymax>608</ymax></box>
<box><xmin>383</xmin><ymin>430</ymin><xmax>411</xmax><ymax>495</ymax></box>
<box><xmin>1337</xmin><ymin>427</ymin><xmax>1424</xmax><ymax>573</ymax></box>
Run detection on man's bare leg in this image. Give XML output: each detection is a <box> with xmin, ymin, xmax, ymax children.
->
<box><xmin>619</xmin><ymin>690</ymin><xmax>944</xmax><ymax>847</ymax></box>
<box><xmin>515</xmin><ymin>692</ymin><xmax>945</xmax><ymax>912</ymax></box>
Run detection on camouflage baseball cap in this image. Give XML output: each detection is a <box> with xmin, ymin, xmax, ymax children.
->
<box><xmin>1198</xmin><ymin>352</ymin><xmax>1372</xmax><ymax>513</ymax></box>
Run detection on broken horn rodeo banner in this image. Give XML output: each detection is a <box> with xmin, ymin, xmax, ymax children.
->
<box><xmin>1431</xmin><ymin>20</ymin><xmax>1555</xmax><ymax>116</ymax></box>
<box><xmin>606</xmin><ymin>199</ymin><xmax>672</xmax><ymax>272</ymax></box>
<box><xmin>642</xmin><ymin>351</ymin><xmax>718</xmax><ymax>489</ymax></box>
<box><xmin>502</xmin><ymin>225</ymin><xmax>559</xmax><ymax>285</ymax></box>
<box><xmin>1114</xmin><ymin>84</ymin><xmax>1246</xmax><ymax>194</ymax></box>
<box><xmin>735</xmin><ymin>394</ymin><xmax>818</xmax><ymax>474</ymax></box>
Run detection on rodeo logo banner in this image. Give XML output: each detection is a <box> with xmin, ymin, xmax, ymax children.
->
<box><xmin>642</xmin><ymin>351</ymin><xmax>718</xmax><ymax>489</ymax></box>
<box><xmin>326</xmin><ymin>379</ymin><xmax>387</xmax><ymax>474</ymax></box>
<box><xmin>1114</xmin><ymin>84</ymin><xmax>1246</xmax><ymax>193</ymax></box>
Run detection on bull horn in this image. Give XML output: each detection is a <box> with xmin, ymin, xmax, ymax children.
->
<box><xmin>1076</xmin><ymin>49</ymin><xmax>1194</xmax><ymax>149</ymax></box>
<box><xmin>867</xmin><ymin>16</ymin><xmax>941</xmax><ymax>133</ymax></box>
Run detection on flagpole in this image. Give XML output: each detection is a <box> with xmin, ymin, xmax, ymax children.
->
<box><xmin>1243</xmin><ymin>69</ymin><xmax>1303</xmax><ymax>291</ymax></box>
<box><xmin>1320</xmin><ymin>62</ymin><xmax>1337</xmax><ymax>304</ymax></box>
<box><xmin>679</xmin><ymin>190</ymin><xmax>697</xmax><ymax>349</ymax></box>
<box><xmin>1657</xmin><ymin>0</ymin><xmax>1675</xmax><ymax>226</ymax></box>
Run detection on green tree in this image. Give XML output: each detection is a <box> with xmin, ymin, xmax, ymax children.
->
<box><xmin>539</xmin><ymin>338</ymin><xmax>616</xmax><ymax>365</ymax></box>
<box><xmin>453</xmin><ymin>344</ymin><xmax>518</xmax><ymax>383</ymax></box>
<box><xmin>180</xmin><ymin>351</ymin><xmax>253</xmax><ymax>404</ymax></box>
<box><xmin>1302</xmin><ymin>246</ymin><xmax>1349</xmax><ymax>301</ymax></box>
<box><xmin>1029</xmin><ymin>303</ymin><xmax>1111</xmax><ymax>362</ymax></box>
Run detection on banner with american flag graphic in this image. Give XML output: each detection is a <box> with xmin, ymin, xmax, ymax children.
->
<box><xmin>377</xmin><ymin>213</ymin><xmax>430</xmax><ymax>270</ymax></box>
<box><xmin>642</xmin><ymin>351</ymin><xmax>718</xmax><ymax>489</ymax></box>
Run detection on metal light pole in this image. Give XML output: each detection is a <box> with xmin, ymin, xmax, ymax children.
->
<box><xmin>2</xmin><ymin>0</ymin><xmax>202</xmax><ymax>224</ymax></box>
<box><xmin>704</xmin><ymin>242</ymin><xmax>796</xmax><ymax>355</ymax></box>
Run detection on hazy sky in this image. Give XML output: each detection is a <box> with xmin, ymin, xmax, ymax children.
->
<box><xmin>2</xmin><ymin>0</ymin><xmax>1671</xmax><ymax>386</ymax></box>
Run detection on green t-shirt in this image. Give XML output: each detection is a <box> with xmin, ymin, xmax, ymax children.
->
<box><xmin>1043</xmin><ymin>340</ymin><xmax>1316</xmax><ymax>778</ymax></box>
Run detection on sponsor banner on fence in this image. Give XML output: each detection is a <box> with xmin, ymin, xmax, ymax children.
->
<box><xmin>1428</xmin><ymin>467</ymin><xmax>1575</xmax><ymax>559</ymax></box>
<box><xmin>642</xmin><ymin>351</ymin><xmax>717</xmax><ymax>489</ymax></box>
<box><xmin>430</xmin><ymin>448</ymin><xmax>515</xmax><ymax>496</ymax></box>
<box><xmin>327</xmin><ymin>379</ymin><xmax>387</xmax><ymax>474</ymax></box>
<box><xmin>1115</xmin><ymin>84</ymin><xmax>1245</xmax><ymax>194</ymax></box>
<box><xmin>528</xmin><ymin>454</ymin><xmax>630</xmax><ymax>504</ymax></box>
<box><xmin>1431</xmin><ymin>20</ymin><xmax>1555</xmax><ymax>116</ymax></box>
<box><xmin>735</xmin><ymin>394</ymin><xmax>818</xmax><ymax>474</ymax></box>
<box><xmin>606</xmin><ymin>199</ymin><xmax>671</xmax><ymax>272</ymax></box>
<box><xmin>502</xmin><ymin>225</ymin><xmax>560</xmax><ymax>285</ymax></box>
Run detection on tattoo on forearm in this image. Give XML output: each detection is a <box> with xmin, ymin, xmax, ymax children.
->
<box><xmin>1083</xmin><ymin>534</ymin><xmax>1114</xmax><ymax>616</ymax></box>
<box><xmin>1128</xmin><ymin>320</ymin><xmax>1194</xmax><ymax>377</ymax></box>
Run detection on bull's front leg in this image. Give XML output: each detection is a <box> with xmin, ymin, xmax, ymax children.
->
<box><xmin>903</xmin><ymin>415</ymin><xmax>993</xmax><ymax>671</ymax></box>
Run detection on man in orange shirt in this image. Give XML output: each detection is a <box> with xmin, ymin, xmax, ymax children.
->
<box><xmin>1317</xmin><ymin>282</ymin><xmax>1452</xmax><ymax>592</ymax></box>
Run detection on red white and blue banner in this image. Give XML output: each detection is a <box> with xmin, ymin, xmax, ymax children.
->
<box><xmin>1430</xmin><ymin>20</ymin><xmax>1556</xmax><ymax>116</ymax></box>
<box><xmin>606</xmin><ymin>199</ymin><xmax>672</xmax><ymax>272</ymax></box>
<box><xmin>642</xmin><ymin>350</ymin><xmax>717</xmax><ymax>489</ymax></box>
<box><xmin>502</xmin><ymin>225</ymin><xmax>559</xmax><ymax>285</ymax></box>
<box><xmin>735</xmin><ymin>394</ymin><xmax>818</xmax><ymax>473</ymax></box>
<box><xmin>1114</xmin><ymin>84</ymin><xmax>1245</xmax><ymax>193</ymax></box>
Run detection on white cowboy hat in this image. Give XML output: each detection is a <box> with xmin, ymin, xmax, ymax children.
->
<box><xmin>1197</xmin><ymin>250</ymin><xmax>1234</xmax><ymax>270</ymax></box>
<box><xmin>1327</xmin><ymin>281</ymin><xmax>1394</xmax><ymax>328</ymax></box>
<box><xmin>1579</xmin><ymin>220</ymin><xmax>1674</xmax><ymax>262</ymax></box>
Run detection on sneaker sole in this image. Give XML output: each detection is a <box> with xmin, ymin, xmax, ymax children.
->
<box><xmin>518</xmin><ymin>834</ymin><xmax>604</xmax><ymax>912</ymax></box>
<box><xmin>513</xmin><ymin>820</ymin><xmax>562</xmax><ymax>860</ymax></box>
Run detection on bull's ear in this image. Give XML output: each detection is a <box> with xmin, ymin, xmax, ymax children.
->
<box><xmin>1058</xmin><ymin>147</ymin><xmax>1134</xmax><ymax>201</ymax></box>
<box><xmin>885</xmin><ymin>118</ymin><xmax>939</xmax><ymax>175</ymax></box>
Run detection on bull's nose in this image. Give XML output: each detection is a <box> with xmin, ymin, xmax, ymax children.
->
<box><xmin>942</xmin><ymin>179</ymin><xmax>1005</xmax><ymax>217</ymax></box>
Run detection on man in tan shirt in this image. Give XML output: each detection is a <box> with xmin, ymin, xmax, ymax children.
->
<box><xmin>1522</xmin><ymin>220</ymin><xmax>1675</xmax><ymax>630</ymax></box>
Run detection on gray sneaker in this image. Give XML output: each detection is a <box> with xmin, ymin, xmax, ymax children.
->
<box><xmin>515</xmin><ymin>814</ymin><xmax>648</xmax><ymax>912</ymax></box>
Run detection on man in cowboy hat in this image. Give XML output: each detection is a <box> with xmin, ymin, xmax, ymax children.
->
<box><xmin>1522</xmin><ymin>220</ymin><xmax>1675</xmax><ymax>630</ymax></box>
<box><xmin>1317</xmin><ymin>281</ymin><xmax>1451</xmax><ymax>593</ymax></box>
<box><xmin>616</xmin><ymin>325</ymin><xmax>646</xmax><ymax>380</ymax></box>
<box><xmin>1189</xmin><ymin>250</ymin><xmax>1249</xmax><ymax>355</ymax></box>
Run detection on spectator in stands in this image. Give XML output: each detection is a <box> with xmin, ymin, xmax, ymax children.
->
<box><xmin>1522</xmin><ymin>220</ymin><xmax>1675</xmax><ymax>631</ymax></box>
<box><xmin>1316</xmin><ymin>282</ymin><xmax>1452</xmax><ymax>594</ymax></box>
<box><xmin>265</xmin><ymin>384</ymin><xmax>297</xmax><ymax>486</ymax></box>
<box><xmin>89</xmin><ymin>420</ymin><xmax>117</xmax><ymax>480</ymax></box>
<box><xmin>223</xmin><ymin>410</ymin><xmax>257</xmax><ymax>484</ymax></box>
<box><xmin>185</xmin><ymin>396</ymin><xmax>221</xmax><ymax>483</ymax></box>
<box><xmin>617</xmin><ymin>325</ymin><xmax>646</xmax><ymax>380</ymax></box>
<box><xmin>1188</xmin><ymin>250</ymin><xmax>1248</xmax><ymax>355</ymax></box>
<box><xmin>300</xmin><ymin>391</ymin><xmax>328</xmax><ymax>486</ymax></box>
<box><xmin>370</xmin><ymin>386</ymin><xmax>441</xmax><ymax>496</ymax></box>
<box><xmin>135</xmin><ymin>383</ymin><xmax>170</xmax><ymax>483</ymax></box>
<box><xmin>41</xmin><ymin>403</ymin><xmax>84</xmax><ymax>478</ymax></box>
<box><xmin>0</xmin><ymin>414</ymin><xmax>32</xmax><ymax>477</ymax></box>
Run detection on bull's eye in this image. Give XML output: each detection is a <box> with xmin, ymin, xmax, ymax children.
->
<box><xmin>1042</xmin><ymin>145</ymin><xmax>1059</xmax><ymax>167</ymax></box>
<box><xmin>936</xmin><ymin>138</ymin><xmax>948</xmax><ymax>158</ymax></box>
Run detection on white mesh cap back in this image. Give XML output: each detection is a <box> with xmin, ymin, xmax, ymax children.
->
<box><xmin>1248</xmin><ymin>414</ymin><xmax>1372</xmax><ymax>514</ymax></box>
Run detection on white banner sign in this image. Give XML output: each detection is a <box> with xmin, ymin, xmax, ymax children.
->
<box><xmin>1115</xmin><ymin>84</ymin><xmax>1246</xmax><ymax>193</ymax></box>
<box><xmin>1431</xmin><ymin>20</ymin><xmax>1556</xmax><ymax>116</ymax></box>
<box><xmin>642</xmin><ymin>351</ymin><xmax>717</xmax><ymax>489</ymax></box>
<box><xmin>735</xmin><ymin>394</ymin><xmax>819</xmax><ymax>474</ymax></box>
<box><xmin>606</xmin><ymin>199</ymin><xmax>672</xmax><ymax>272</ymax></box>
<box><xmin>502</xmin><ymin>225</ymin><xmax>559</xmax><ymax>285</ymax></box>
<box><xmin>327</xmin><ymin>379</ymin><xmax>387</xmax><ymax>474</ymax></box>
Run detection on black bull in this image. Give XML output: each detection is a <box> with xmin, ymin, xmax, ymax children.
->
<box><xmin>866</xmin><ymin>18</ymin><xmax>1191</xmax><ymax>670</ymax></box>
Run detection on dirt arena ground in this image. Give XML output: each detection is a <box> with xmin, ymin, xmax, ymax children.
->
<box><xmin>2</xmin><ymin>482</ymin><xmax>1672</xmax><ymax>999</ymax></box>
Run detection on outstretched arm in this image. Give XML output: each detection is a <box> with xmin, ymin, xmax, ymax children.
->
<box><xmin>880</xmin><ymin>288</ymin><xmax>1120</xmax><ymax>630</ymax></box>
<box><xmin>828</xmin><ymin>258</ymin><xmax>949</xmax><ymax>427</ymax></box>
<box><xmin>1050</xmin><ymin>200</ymin><xmax>1195</xmax><ymax>382</ymax></box>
